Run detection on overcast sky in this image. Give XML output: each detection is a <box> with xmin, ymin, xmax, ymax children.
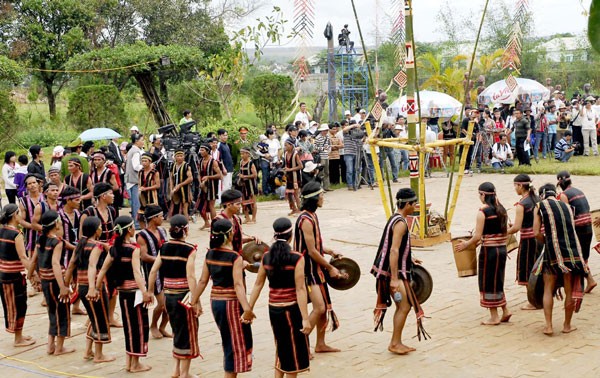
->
<box><xmin>240</xmin><ymin>0</ymin><xmax>591</xmax><ymax>47</ymax></box>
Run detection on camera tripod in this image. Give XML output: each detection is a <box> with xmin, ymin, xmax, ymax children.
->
<box><xmin>355</xmin><ymin>144</ymin><xmax>374</xmax><ymax>189</ymax></box>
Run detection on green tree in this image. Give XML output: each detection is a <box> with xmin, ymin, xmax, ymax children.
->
<box><xmin>249</xmin><ymin>74</ymin><xmax>294</xmax><ymax>126</ymax></box>
<box><xmin>168</xmin><ymin>80</ymin><xmax>222</xmax><ymax>127</ymax></box>
<box><xmin>67</xmin><ymin>85</ymin><xmax>128</xmax><ymax>132</ymax></box>
<box><xmin>0</xmin><ymin>91</ymin><xmax>19</xmax><ymax>151</ymax></box>
<box><xmin>67</xmin><ymin>42</ymin><xmax>204</xmax><ymax>126</ymax></box>
<box><xmin>8</xmin><ymin>0</ymin><xmax>96</xmax><ymax>118</ymax></box>
<box><xmin>0</xmin><ymin>56</ymin><xmax>25</xmax><ymax>85</ymax></box>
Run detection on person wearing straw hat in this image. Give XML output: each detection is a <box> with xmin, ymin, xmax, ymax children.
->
<box><xmin>294</xmin><ymin>181</ymin><xmax>345</xmax><ymax>353</ymax></box>
<box><xmin>169</xmin><ymin>148</ymin><xmax>193</xmax><ymax>221</ymax></box>
<box><xmin>238</xmin><ymin>147</ymin><xmax>258</xmax><ymax>224</ymax></box>
<box><xmin>556</xmin><ymin>171</ymin><xmax>597</xmax><ymax>293</ymax></box>
<box><xmin>372</xmin><ymin>188</ymin><xmax>428</xmax><ymax>355</ymax></box>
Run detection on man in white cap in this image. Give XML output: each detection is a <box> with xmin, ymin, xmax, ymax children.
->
<box><xmin>130</xmin><ymin>125</ymin><xmax>140</xmax><ymax>140</ymax></box>
<box><xmin>344</xmin><ymin>110</ymin><xmax>352</xmax><ymax>122</ymax></box>
<box><xmin>581</xmin><ymin>96</ymin><xmax>598</xmax><ymax>156</ymax></box>
<box><xmin>314</xmin><ymin>124</ymin><xmax>332</xmax><ymax>191</ymax></box>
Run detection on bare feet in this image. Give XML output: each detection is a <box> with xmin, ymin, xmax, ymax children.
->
<box><xmin>129</xmin><ymin>363</ymin><xmax>152</xmax><ymax>373</ymax></box>
<box><xmin>542</xmin><ymin>326</ymin><xmax>553</xmax><ymax>336</ymax></box>
<box><xmin>585</xmin><ymin>281</ymin><xmax>597</xmax><ymax>294</ymax></box>
<box><xmin>110</xmin><ymin>319</ymin><xmax>123</xmax><ymax>328</ymax></box>
<box><xmin>562</xmin><ymin>326</ymin><xmax>578</xmax><ymax>334</ymax></box>
<box><xmin>500</xmin><ymin>313</ymin><xmax>512</xmax><ymax>323</ymax></box>
<box><xmin>72</xmin><ymin>307</ymin><xmax>87</xmax><ymax>315</ymax></box>
<box><xmin>150</xmin><ymin>327</ymin><xmax>163</xmax><ymax>339</ymax></box>
<box><xmin>160</xmin><ymin>328</ymin><xmax>173</xmax><ymax>338</ymax></box>
<box><xmin>83</xmin><ymin>352</ymin><xmax>94</xmax><ymax>360</ymax></box>
<box><xmin>520</xmin><ymin>303</ymin><xmax>538</xmax><ymax>310</ymax></box>
<box><xmin>94</xmin><ymin>354</ymin><xmax>116</xmax><ymax>363</ymax></box>
<box><xmin>388</xmin><ymin>344</ymin><xmax>415</xmax><ymax>355</ymax></box>
<box><xmin>315</xmin><ymin>345</ymin><xmax>341</xmax><ymax>353</ymax></box>
<box><xmin>200</xmin><ymin>224</ymin><xmax>210</xmax><ymax>231</ymax></box>
<box><xmin>481</xmin><ymin>318</ymin><xmax>501</xmax><ymax>326</ymax></box>
<box><xmin>47</xmin><ymin>345</ymin><xmax>55</xmax><ymax>355</ymax></box>
<box><xmin>54</xmin><ymin>347</ymin><xmax>76</xmax><ymax>356</ymax></box>
<box><xmin>14</xmin><ymin>338</ymin><xmax>36</xmax><ymax>347</ymax></box>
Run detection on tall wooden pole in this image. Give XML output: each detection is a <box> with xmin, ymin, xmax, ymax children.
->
<box><xmin>326</xmin><ymin>22</ymin><xmax>337</xmax><ymax>123</ymax></box>
<box><xmin>404</xmin><ymin>0</ymin><xmax>418</xmax><ymax>194</ymax></box>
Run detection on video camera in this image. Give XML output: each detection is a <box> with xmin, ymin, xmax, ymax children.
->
<box><xmin>159</xmin><ymin>121</ymin><xmax>202</xmax><ymax>153</ymax></box>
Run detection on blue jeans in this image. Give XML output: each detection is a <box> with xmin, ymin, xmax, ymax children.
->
<box><xmin>492</xmin><ymin>160</ymin><xmax>514</xmax><ymax>169</ymax></box>
<box><xmin>343</xmin><ymin>154</ymin><xmax>356</xmax><ymax>188</ymax></box>
<box><xmin>558</xmin><ymin>150</ymin><xmax>574</xmax><ymax>162</ymax></box>
<box><xmin>379</xmin><ymin>147</ymin><xmax>398</xmax><ymax>180</ymax></box>
<box><xmin>547</xmin><ymin>133</ymin><xmax>557</xmax><ymax>154</ymax></box>
<box><xmin>127</xmin><ymin>184</ymin><xmax>140</xmax><ymax>228</ymax></box>
<box><xmin>534</xmin><ymin>131</ymin><xmax>547</xmax><ymax>158</ymax></box>
<box><xmin>260</xmin><ymin>160</ymin><xmax>271</xmax><ymax>194</ymax></box>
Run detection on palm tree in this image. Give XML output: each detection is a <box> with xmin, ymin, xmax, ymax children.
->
<box><xmin>418</xmin><ymin>53</ymin><xmax>467</xmax><ymax>101</ymax></box>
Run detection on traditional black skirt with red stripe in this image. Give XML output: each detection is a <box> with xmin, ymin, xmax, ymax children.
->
<box><xmin>478</xmin><ymin>245</ymin><xmax>507</xmax><ymax>308</ymax></box>
<box><xmin>165</xmin><ymin>291</ymin><xmax>200</xmax><ymax>359</ymax></box>
<box><xmin>269</xmin><ymin>303</ymin><xmax>309</xmax><ymax>374</ymax></box>
<box><xmin>118</xmin><ymin>290</ymin><xmax>149</xmax><ymax>357</ymax></box>
<box><xmin>0</xmin><ymin>275</ymin><xmax>27</xmax><ymax>333</ymax></box>
<box><xmin>78</xmin><ymin>284</ymin><xmax>110</xmax><ymax>343</ymax></box>
<box><xmin>516</xmin><ymin>236</ymin><xmax>539</xmax><ymax>286</ymax></box>
<box><xmin>41</xmin><ymin>279</ymin><xmax>71</xmax><ymax>337</ymax></box>
<box><xmin>211</xmin><ymin>299</ymin><xmax>253</xmax><ymax>373</ymax></box>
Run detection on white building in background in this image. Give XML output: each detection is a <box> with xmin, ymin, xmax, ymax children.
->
<box><xmin>538</xmin><ymin>36</ymin><xmax>590</xmax><ymax>63</ymax></box>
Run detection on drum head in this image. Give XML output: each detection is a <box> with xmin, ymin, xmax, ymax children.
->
<box><xmin>411</xmin><ymin>265</ymin><xmax>433</xmax><ymax>304</ymax></box>
<box><xmin>527</xmin><ymin>255</ymin><xmax>544</xmax><ymax>309</ymax></box>
<box><xmin>242</xmin><ymin>242</ymin><xmax>269</xmax><ymax>273</ymax></box>
<box><xmin>325</xmin><ymin>257</ymin><xmax>361</xmax><ymax>290</ymax></box>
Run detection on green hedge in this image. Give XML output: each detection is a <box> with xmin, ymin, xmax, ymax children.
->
<box><xmin>67</xmin><ymin>85</ymin><xmax>128</xmax><ymax>132</ymax></box>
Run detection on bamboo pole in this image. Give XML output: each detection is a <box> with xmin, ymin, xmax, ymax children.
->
<box><xmin>444</xmin><ymin>0</ymin><xmax>490</xmax><ymax>219</ymax></box>
<box><xmin>365</xmin><ymin>120</ymin><xmax>391</xmax><ymax>218</ymax></box>
<box><xmin>446</xmin><ymin>121</ymin><xmax>475</xmax><ymax>230</ymax></box>
<box><xmin>404</xmin><ymin>0</ymin><xmax>418</xmax><ymax>194</ymax></box>
<box><xmin>418</xmin><ymin>119</ymin><xmax>427</xmax><ymax>239</ymax></box>
<box><xmin>350</xmin><ymin>0</ymin><xmax>375</xmax><ymax>95</ymax></box>
<box><xmin>368</xmin><ymin>140</ymin><xmax>433</xmax><ymax>152</ymax></box>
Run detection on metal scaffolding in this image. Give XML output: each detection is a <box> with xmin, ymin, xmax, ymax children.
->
<box><xmin>334</xmin><ymin>52</ymin><xmax>369</xmax><ymax>116</ymax></box>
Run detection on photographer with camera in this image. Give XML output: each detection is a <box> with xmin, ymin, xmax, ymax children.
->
<box><xmin>554</xmin><ymin>130</ymin><xmax>576</xmax><ymax>162</ymax></box>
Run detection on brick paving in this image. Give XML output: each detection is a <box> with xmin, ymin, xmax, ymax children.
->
<box><xmin>1</xmin><ymin>173</ymin><xmax>600</xmax><ymax>377</ymax></box>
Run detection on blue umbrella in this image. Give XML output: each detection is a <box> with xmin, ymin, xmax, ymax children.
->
<box><xmin>79</xmin><ymin>128</ymin><xmax>122</xmax><ymax>141</ymax></box>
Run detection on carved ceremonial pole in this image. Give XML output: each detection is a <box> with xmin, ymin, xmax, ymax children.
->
<box><xmin>404</xmin><ymin>0</ymin><xmax>418</xmax><ymax>194</ymax></box>
<box><xmin>325</xmin><ymin>22</ymin><xmax>337</xmax><ymax>123</ymax></box>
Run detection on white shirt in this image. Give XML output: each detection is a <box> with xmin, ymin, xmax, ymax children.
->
<box><xmin>267</xmin><ymin>138</ymin><xmax>281</xmax><ymax>164</ymax></box>
<box><xmin>581</xmin><ymin>107</ymin><xmax>597</xmax><ymax>130</ymax></box>
<box><xmin>2</xmin><ymin>163</ymin><xmax>18</xmax><ymax>190</ymax></box>
<box><xmin>336</xmin><ymin>129</ymin><xmax>344</xmax><ymax>155</ymax></box>
<box><xmin>294</xmin><ymin>111</ymin><xmax>310</xmax><ymax>127</ymax></box>
<box><xmin>491</xmin><ymin>142</ymin><xmax>512</xmax><ymax>164</ymax></box>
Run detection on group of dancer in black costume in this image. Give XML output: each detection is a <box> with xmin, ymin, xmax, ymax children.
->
<box><xmin>457</xmin><ymin>170</ymin><xmax>595</xmax><ymax>335</ymax></box>
<box><xmin>0</xmin><ymin>178</ymin><xmax>353</xmax><ymax>378</ymax></box>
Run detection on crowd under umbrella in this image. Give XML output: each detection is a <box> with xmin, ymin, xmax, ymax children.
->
<box><xmin>389</xmin><ymin>90</ymin><xmax>463</xmax><ymax>121</ymax></box>
<box><xmin>478</xmin><ymin>77</ymin><xmax>551</xmax><ymax>106</ymax></box>
<box><xmin>79</xmin><ymin>127</ymin><xmax>122</xmax><ymax>142</ymax></box>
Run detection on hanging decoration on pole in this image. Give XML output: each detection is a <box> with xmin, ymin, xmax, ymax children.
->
<box><xmin>500</xmin><ymin>0</ymin><xmax>529</xmax><ymax>74</ymax></box>
<box><xmin>292</xmin><ymin>0</ymin><xmax>315</xmax><ymax>84</ymax></box>
<box><xmin>394</xmin><ymin>71</ymin><xmax>407</xmax><ymax>88</ymax></box>
<box><xmin>391</xmin><ymin>0</ymin><xmax>406</xmax><ymax>68</ymax></box>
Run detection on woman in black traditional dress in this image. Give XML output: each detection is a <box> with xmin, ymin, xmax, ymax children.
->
<box><xmin>95</xmin><ymin>216</ymin><xmax>153</xmax><ymax>372</ymax></box>
<box><xmin>507</xmin><ymin>174</ymin><xmax>540</xmax><ymax>310</ymax></box>
<box><xmin>457</xmin><ymin>182</ymin><xmax>512</xmax><ymax>325</ymax></box>
<box><xmin>247</xmin><ymin>217</ymin><xmax>311</xmax><ymax>377</ymax></box>
<box><xmin>64</xmin><ymin>216</ymin><xmax>114</xmax><ymax>363</ymax></box>
<box><xmin>149</xmin><ymin>214</ymin><xmax>199</xmax><ymax>378</ymax></box>
<box><xmin>192</xmin><ymin>218</ymin><xmax>254</xmax><ymax>377</ymax></box>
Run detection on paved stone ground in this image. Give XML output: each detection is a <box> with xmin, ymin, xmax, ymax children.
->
<box><xmin>2</xmin><ymin>173</ymin><xmax>600</xmax><ymax>378</ymax></box>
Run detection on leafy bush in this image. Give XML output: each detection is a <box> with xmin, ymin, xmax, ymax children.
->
<box><xmin>67</xmin><ymin>85</ymin><xmax>128</xmax><ymax>131</ymax></box>
<box><xmin>0</xmin><ymin>91</ymin><xmax>20</xmax><ymax>151</ymax></box>
<box><xmin>17</xmin><ymin>128</ymin><xmax>79</xmax><ymax>149</ymax></box>
<box><xmin>249</xmin><ymin>74</ymin><xmax>294</xmax><ymax>127</ymax></box>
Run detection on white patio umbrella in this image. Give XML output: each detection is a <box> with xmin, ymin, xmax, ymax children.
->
<box><xmin>478</xmin><ymin>78</ymin><xmax>550</xmax><ymax>105</ymax></box>
<box><xmin>389</xmin><ymin>90</ymin><xmax>463</xmax><ymax>120</ymax></box>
